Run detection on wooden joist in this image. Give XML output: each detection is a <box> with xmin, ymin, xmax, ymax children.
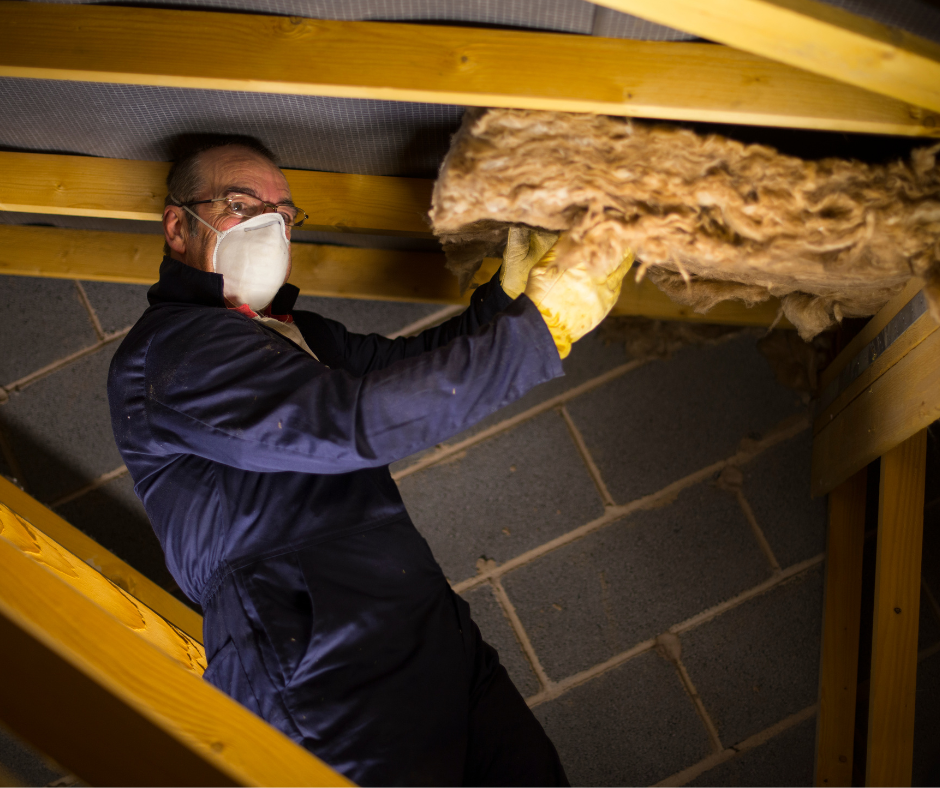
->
<box><xmin>0</xmin><ymin>475</ymin><xmax>203</xmax><ymax>642</ymax></box>
<box><xmin>0</xmin><ymin>499</ymin><xmax>206</xmax><ymax>675</ymax></box>
<box><xmin>0</xmin><ymin>2</ymin><xmax>937</xmax><ymax>136</ymax></box>
<box><xmin>0</xmin><ymin>151</ymin><xmax>434</xmax><ymax>237</ymax></box>
<box><xmin>811</xmin><ymin>283</ymin><xmax>940</xmax><ymax>497</ymax></box>
<box><xmin>0</xmin><ymin>224</ymin><xmax>790</xmax><ymax>327</ymax></box>
<box><xmin>814</xmin><ymin>467</ymin><xmax>866</xmax><ymax>788</ymax></box>
<box><xmin>593</xmin><ymin>0</ymin><xmax>940</xmax><ymax>115</ymax></box>
<box><xmin>867</xmin><ymin>430</ymin><xmax>927</xmax><ymax>785</ymax></box>
<box><xmin>0</xmin><ymin>524</ymin><xmax>350</xmax><ymax>786</ymax></box>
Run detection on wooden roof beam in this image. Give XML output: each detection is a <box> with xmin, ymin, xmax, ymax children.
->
<box><xmin>0</xmin><ymin>225</ymin><xmax>790</xmax><ymax>327</ymax></box>
<box><xmin>811</xmin><ymin>282</ymin><xmax>940</xmax><ymax>496</ymax></box>
<box><xmin>0</xmin><ymin>151</ymin><xmax>434</xmax><ymax>237</ymax></box>
<box><xmin>0</xmin><ymin>2</ymin><xmax>937</xmax><ymax>137</ymax></box>
<box><xmin>0</xmin><ymin>499</ymin><xmax>350</xmax><ymax>786</ymax></box>
<box><xmin>594</xmin><ymin>0</ymin><xmax>940</xmax><ymax>115</ymax></box>
<box><xmin>0</xmin><ymin>476</ymin><xmax>203</xmax><ymax>642</ymax></box>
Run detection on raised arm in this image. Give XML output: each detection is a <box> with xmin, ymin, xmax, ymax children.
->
<box><xmin>128</xmin><ymin>295</ymin><xmax>560</xmax><ymax>476</ymax></box>
<box><xmin>291</xmin><ymin>271</ymin><xmax>513</xmax><ymax>376</ymax></box>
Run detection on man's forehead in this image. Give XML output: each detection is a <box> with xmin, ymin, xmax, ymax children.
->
<box><xmin>201</xmin><ymin>146</ymin><xmax>290</xmax><ymax>197</ymax></box>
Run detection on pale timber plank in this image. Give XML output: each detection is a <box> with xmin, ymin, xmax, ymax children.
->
<box><xmin>814</xmin><ymin>307</ymin><xmax>938</xmax><ymax>437</ymax></box>
<box><xmin>0</xmin><ymin>225</ymin><xmax>792</xmax><ymax>326</ymax></box>
<box><xmin>819</xmin><ymin>278</ymin><xmax>926</xmax><ymax>393</ymax></box>
<box><xmin>866</xmin><ymin>429</ymin><xmax>926</xmax><ymax>786</ymax></box>
<box><xmin>0</xmin><ymin>476</ymin><xmax>203</xmax><ymax>642</ymax></box>
<box><xmin>814</xmin><ymin>467</ymin><xmax>866</xmax><ymax>788</ymax></box>
<box><xmin>0</xmin><ymin>501</ymin><xmax>206</xmax><ymax>675</ymax></box>
<box><xmin>0</xmin><ymin>150</ymin><xmax>433</xmax><ymax>236</ymax></box>
<box><xmin>0</xmin><ymin>537</ymin><xmax>351</xmax><ymax>787</ymax></box>
<box><xmin>592</xmin><ymin>0</ymin><xmax>940</xmax><ymax>114</ymax></box>
<box><xmin>811</xmin><ymin>308</ymin><xmax>940</xmax><ymax>497</ymax></box>
<box><xmin>0</xmin><ymin>2</ymin><xmax>936</xmax><ymax>136</ymax></box>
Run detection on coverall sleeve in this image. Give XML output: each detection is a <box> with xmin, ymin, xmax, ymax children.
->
<box><xmin>291</xmin><ymin>271</ymin><xmax>514</xmax><ymax>376</ymax></box>
<box><xmin>144</xmin><ymin>295</ymin><xmax>562</xmax><ymax>475</ymax></box>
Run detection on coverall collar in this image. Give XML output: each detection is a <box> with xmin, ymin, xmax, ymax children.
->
<box><xmin>147</xmin><ymin>255</ymin><xmax>300</xmax><ymax>314</ymax></box>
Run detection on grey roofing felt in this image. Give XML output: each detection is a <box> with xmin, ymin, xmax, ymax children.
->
<box><xmin>4</xmin><ymin>0</ymin><xmax>939</xmax><ymax>181</ymax></box>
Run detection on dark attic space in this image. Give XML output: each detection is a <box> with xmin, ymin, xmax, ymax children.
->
<box><xmin>1</xmin><ymin>0</ymin><xmax>940</xmax><ymax>786</ymax></box>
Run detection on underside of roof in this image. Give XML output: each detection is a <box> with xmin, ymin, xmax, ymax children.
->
<box><xmin>4</xmin><ymin>0</ymin><xmax>940</xmax><ymax>176</ymax></box>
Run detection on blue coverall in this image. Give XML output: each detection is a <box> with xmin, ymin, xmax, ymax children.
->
<box><xmin>108</xmin><ymin>256</ymin><xmax>570</xmax><ymax>785</ymax></box>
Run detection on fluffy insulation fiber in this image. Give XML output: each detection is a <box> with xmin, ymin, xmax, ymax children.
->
<box><xmin>429</xmin><ymin>108</ymin><xmax>940</xmax><ymax>339</ymax></box>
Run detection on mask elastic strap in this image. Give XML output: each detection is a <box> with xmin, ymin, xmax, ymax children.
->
<box><xmin>170</xmin><ymin>195</ymin><xmax>222</xmax><ymax>238</ymax></box>
<box><xmin>179</xmin><ymin>203</ymin><xmax>222</xmax><ymax>238</ymax></box>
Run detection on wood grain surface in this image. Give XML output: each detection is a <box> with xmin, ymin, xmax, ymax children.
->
<box><xmin>0</xmin><ymin>2</ymin><xmax>935</xmax><ymax>135</ymax></box>
<box><xmin>593</xmin><ymin>0</ymin><xmax>940</xmax><ymax>114</ymax></box>
<box><xmin>0</xmin><ymin>224</ymin><xmax>792</xmax><ymax>326</ymax></box>
<box><xmin>0</xmin><ymin>476</ymin><xmax>203</xmax><ymax>642</ymax></box>
<box><xmin>866</xmin><ymin>429</ymin><xmax>926</xmax><ymax>786</ymax></box>
<box><xmin>0</xmin><ymin>535</ymin><xmax>351</xmax><ymax>786</ymax></box>
<box><xmin>814</xmin><ymin>468</ymin><xmax>867</xmax><ymax>787</ymax></box>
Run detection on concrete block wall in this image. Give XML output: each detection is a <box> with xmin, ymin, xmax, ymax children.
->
<box><xmin>2</xmin><ymin>271</ymin><xmax>939</xmax><ymax>785</ymax></box>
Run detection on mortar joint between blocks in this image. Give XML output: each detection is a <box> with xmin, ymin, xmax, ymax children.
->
<box><xmin>559</xmin><ymin>403</ymin><xmax>615</xmax><ymax>508</ymax></box>
<box><xmin>73</xmin><ymin>280</ymin><xmax>106</xmax><ymax>342</ymax></box>
<box><xmin>488</xmin><ymin>576</ymin><xmax>553</xmax><ymax>693</ymax></box>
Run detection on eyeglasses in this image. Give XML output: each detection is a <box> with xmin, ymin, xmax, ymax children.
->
<box><xmin>179</xmin><ymin>193</ymin><xmax>308</xmax><ymax>227</ymax></box>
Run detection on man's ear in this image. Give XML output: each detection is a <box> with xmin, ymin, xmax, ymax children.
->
<box><xmin>163</xmin><ymin>206</ymin><xmax>188</xmax><ymax>257</ymax></box>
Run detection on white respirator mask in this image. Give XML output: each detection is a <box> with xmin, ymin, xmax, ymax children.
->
<box><xmin>182</xmin><ymin>205</ymin><xmax>290</xmax><ymax>312</ymax></box>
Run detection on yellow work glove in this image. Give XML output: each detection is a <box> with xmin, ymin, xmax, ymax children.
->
<box><xmin>500</xmin><ymin>227</ymin><xmax>560</xmax><ymax>299</ymax></box>
<box><xmin>524</xmin><ymin>233</ymin><xmax>634</xmax><ymax>359</ymax></box>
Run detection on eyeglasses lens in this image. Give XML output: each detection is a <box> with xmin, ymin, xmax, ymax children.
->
<box><xmin>227</xmin><ymin>195</ymin><xmax>302</xmax><ymax>226</ymax></box>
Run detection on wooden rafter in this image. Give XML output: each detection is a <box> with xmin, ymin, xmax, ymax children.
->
<box><xmin>0</xmin><ymin>225</ymin><xmax>790</xmax><ymax>327</ymax></box>
<box><xmin>0</xmin><ymin>476</ymin><xmax>203</xmax><ymax>642</ymax></box>
<box><xmin>593</xmin><ymin>0</ymin><xmax>940</xmax><ymax>115</ymax></box>
<box><xmin>0</xmin><ymin>499</ymin><xmax>205</xmax><ymax>675</ymax></box>
<box><xmin>0</xmin><ymin>151</ymin><xmax>433</xmax><ymax>237</ymax></box>
<box><xmin>0</xmin><ymin>489</ymin><xmax>349</xmax><ymax>786</ymax></box>
<box><xmin>811</xmin><ymin>283</ymin><xmax>940</xmax><ymax>497</ymax></box>
<box><xmin>0</xmin><ymin>2</ymin><xmax>937</xmax><ymax>136</ymax></box>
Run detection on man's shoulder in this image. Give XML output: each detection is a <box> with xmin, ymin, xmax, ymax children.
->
<box><xmin>112</xmin><ymin>302</ymin><xmax>267</xmax><ymax>376</ymax></box>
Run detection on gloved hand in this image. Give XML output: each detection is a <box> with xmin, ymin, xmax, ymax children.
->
<box><xmin>524</xmin><ymin>233</ymin><xmax>633</xmax><ymax>359</ymax></box>
<box><xmin>500</xmin><ymin>227</ymin><xmax>560</xmax><ymax>299</ymax></box>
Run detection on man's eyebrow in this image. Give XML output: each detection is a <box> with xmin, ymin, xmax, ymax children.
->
<box><xmin>222</xmin><ymin>186</ymin><xmax>295</xmax><ymax>206</ymax></box>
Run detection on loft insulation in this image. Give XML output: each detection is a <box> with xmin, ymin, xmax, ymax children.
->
<box><xmin>429</xmin><ymin>108</ymin><xmax>940</xmax><ymax>338</ymax></box>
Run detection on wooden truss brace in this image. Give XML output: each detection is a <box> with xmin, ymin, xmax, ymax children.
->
<box><xmin>0</xmin><ymin>151</ymin><xmax>434</xmax><ymax>237</ymax></box>
<box><xmin>0</xmin><ymin>485</ymin><xmax>350</xmax><ymax>786</ymax></box>
<box><xmin>0</xmin><ymin>2</ymin><xmax>937</xmax><ymax>136</ymax></box>
<box><xmin>812</xmin><ymin>282</ymin><xmax>937</xmax><ymax>785</ymax></box>
<box><xmin>812</xmin><ymin>278</ymin><xmax>940</xmax><ymax>497</ymax></box>
<box><xmin>0</xmin><ymin>475</ymin><xmax>202</xmax><ymax>641</ymax></box>
<box><xmin>593</xmin><ymin>0</ymin><xmax>940</xmax><ymax>115</ymax></box>
<box><xmin>0</xmin><ymin>225</ymin><xmax>789</xmax><ymax>327</ymax></box>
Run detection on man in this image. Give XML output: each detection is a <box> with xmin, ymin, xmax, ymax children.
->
<box><xmin>108</xmin><ymin>135</ymin><xmax>627</xmax><ymax>785</ymax></box>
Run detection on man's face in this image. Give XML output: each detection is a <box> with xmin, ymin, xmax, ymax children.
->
<box><xmin>163</xmin><ymin>145</ymin><xmax>294</xmax><ymax>282</ymax></box>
